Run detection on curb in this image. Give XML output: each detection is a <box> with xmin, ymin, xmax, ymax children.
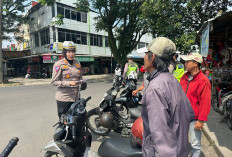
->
<box><xmin>202</xmin><ymin>124</ymin><xmax>224</xmax><ymax>157</ymax></box>
<box><xmin>1</xmin><ymin>75</ymin><xmax>114</xmax><ymax>87</ymax></box>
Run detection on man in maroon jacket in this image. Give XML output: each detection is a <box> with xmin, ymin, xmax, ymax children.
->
<box><xmin>180</xmin><ymin>53</ymin><xmax>211</xmax><ymax>157</ymax></box>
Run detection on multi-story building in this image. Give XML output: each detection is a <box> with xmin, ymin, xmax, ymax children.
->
<box><xmin>26</xmin><ymin>0</ymin><xmax>152</xmax><ymax>75</ymax></box>
<box><xmin>14</xmin><ymin>24</ymin><xmax>30</xmax><ymax>51</ymax></box>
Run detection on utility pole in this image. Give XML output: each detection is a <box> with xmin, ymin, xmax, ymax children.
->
<box><xmin>0</xmin><ymin>0</ymin><xmax>3</xmax><ymax>83</ymax></box>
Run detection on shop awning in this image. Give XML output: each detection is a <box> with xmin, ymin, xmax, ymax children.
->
<box><xmin>197</xmin><ymin>11</ymin><xmax>232</xmax><ymax>41</ymax></box>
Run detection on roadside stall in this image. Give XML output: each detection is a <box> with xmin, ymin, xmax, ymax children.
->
<box><xmin>198</xmin><ymin>11</ymin><xmax>232</xmax><ymax>129</ymax></box>
<box><xmin>198</xmin><ymin>11</ymin><xmax>232</xmax><ymax>94</ymax></box>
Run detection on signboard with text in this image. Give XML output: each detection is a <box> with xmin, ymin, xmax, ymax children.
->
<box><xmin>43</xmin><ymin>55</ymin><xmax>94</xmax><ymax>63</ymax></box>
<box><xmin>75</xmin><ymin>56</ymin><xmax>95</xmax><ymax>62</ymax></box>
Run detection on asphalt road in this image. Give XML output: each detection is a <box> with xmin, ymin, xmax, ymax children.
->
<box><xmin>0</xmin><ymin>80</ymin><xmax>218</xmax><ymax>157</ymax></box>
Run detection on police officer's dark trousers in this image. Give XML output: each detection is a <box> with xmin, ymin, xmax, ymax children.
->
<box><xmin>56</xmin><ymin>100</ymin><xmax>74</xmax><ymax>118</ymax></box>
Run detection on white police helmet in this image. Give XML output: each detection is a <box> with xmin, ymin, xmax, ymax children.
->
<box><xmin>63</xmin><ymin>41</ymin><xmax>76</xmax><ymax>51</ymax></box>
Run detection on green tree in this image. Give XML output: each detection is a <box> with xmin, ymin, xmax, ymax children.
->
<box><xmin>76</xmin><ymin>0</ymin><xmax>149</xmax><ymax>65</ymax></box>
<box><xmin>144</xmin><ymin>0</ymin><xmax>232</xmax><ymax>53</ymax></box>
<box><xmin>0</xmin><ymin>0</ymin><xmax>30</xmax><ymax>83</ymax></box>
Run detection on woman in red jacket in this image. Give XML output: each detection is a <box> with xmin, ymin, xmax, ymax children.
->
<box><xmin>180</xmin><ymin>53</ymin><xmax>211</xmax><ymax>157</ymax></box>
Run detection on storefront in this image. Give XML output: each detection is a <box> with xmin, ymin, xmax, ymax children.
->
<box><xmin>197</xmin><ymin>11</ymin><xmax>232</xmax><ymax>94</ymax></box>
<box><xmin>42</xmin><ymin>54</ymin><xmax>95</xmax><ymax>76</ymax></box>
<box><xmin>3</xmin><ymin>50</ymin><xmax>31</xmax><ymax>77</ymax></box>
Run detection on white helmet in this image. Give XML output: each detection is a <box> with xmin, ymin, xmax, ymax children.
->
<box><xmin>63</xmin><ymin>41</ymin><xmax>76</xmax><ymax>51</ymax></box>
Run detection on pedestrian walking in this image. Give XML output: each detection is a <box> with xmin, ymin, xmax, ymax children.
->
<box><xmin>180</xmin><ymin>53</ymin><xmax>211</xmax><ymax>157</ymax></box>
<box><xmin>142</xmin><ymin>37</ymin><xmax>194</xmax><ymax>157</ymax></box>
<box><xmin>51</xmin><ymin>41</ymin><xmax>86</xmax><ymax>118</ymax></box>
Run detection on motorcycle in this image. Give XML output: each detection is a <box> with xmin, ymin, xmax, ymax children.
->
<box><xmin>44</xmin><ymin>95</ymin><xmax>92</xmax><ymax>157</ymax></box>
<box><xmin>87</xmin><ymin>78</ymin><xmax>142</xmax><ymax>136</ymax></box>
<box><xmin>98</xmin><ymin>117</ymin><xmax>142</xmax><ymax>157</ymax></box>
<box><xmin>211</xmin><ymin>76</ymin><xmax>232</xmax><ymax>129</ymax></box>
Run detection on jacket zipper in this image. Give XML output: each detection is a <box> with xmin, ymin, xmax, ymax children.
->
<box><xmin>185</xmin><ymin>80</ymin><xmax>190</xmax><ymax>94</ymax></box>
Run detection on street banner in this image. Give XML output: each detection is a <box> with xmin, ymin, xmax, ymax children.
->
<box><xmin>201</xmin><ymin>23</ymin><xmax>210</xmax><ymax>57</ymax></box>
<box><xmin>59</xmin><ymin>55</ymin><xmax>64</xmax><ymax>60</ymax></box>
<box><xmin>43</xmin><ymin>55</ymin><xmax>53</xmax><ymax>63</ymax></box>
<box><xmin>51</xmin><ymin>55</ymin><xmax>59</xmax><ymax>62</ymax></box>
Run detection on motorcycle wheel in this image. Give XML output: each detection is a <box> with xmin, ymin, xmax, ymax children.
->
<box><xmin>228</xmin><ymin>118</ymin><xmax>232</xmax><ymax>130</ymax></box>
<box><xmin>44</xmin><ymin>151</ymin><xmax>63</xmax><ymax>157</ymax></box>
<box><xmin>87</xmin><ymin>108</ymin><xmax>111</xmax><ymax>136</ymax></box>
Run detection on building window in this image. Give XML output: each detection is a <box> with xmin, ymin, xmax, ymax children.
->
<box><xmin>71</xmin><ymin>31</ymin><xmax>76</xmax><ymax>43</ymax></box>
<box><xmin>57</xmin><ymin>3</ymin><xmax>87</xmax><ymax>23</ymax></box>
<box><xmin>105</xmin><ymin>37</ymin><xmax>108</xmax><ymax>47</ymax></box>
<box><xmin>81</xmin><ymin>33</ymin><xmax>87</xmax><ymax>45</ymax></box>
<box><xmin>138</xmin><ymin>42</ymin><xmax>146</xmax><ymax>49</ymax></box>
<box><xmin>71</xmin><ymin>10</ymin><xmax>77</xmax><ymax>20</ymax></box>
<box><xmin>90</xmin><ymin>34</ymin><xmax>102</xmax><ymax>47</ymax></box>
<box><xmin>76</xmin><ymin>31</ymin><xmax>81</xmax><ymax>44</ymax></box>
<box><xmin>65</xmin><ymin>29</ymin><xmax>71</xmax><ymax>41</ymax></box>
<box><xmin>65</xmin><ymin>8</ymin><xmax>70</xmax><ymax>19</ymax></box>
<box><xmin>57</xmin><ymin>6</ymin><xmax>64</xmax><ymax>17</ymax></box>
<box><xmin>53</xmin><ymin>27</ymin><xmax>56</xmax><ymax>42</ymax></box>
<box><xmin>58</xmin><ymin>28</ymin><xmax>87</xmax><ymax>45</ymax></box>
<box><xmin>52</xmin><ymin>5</ymin><xmax>55</xmax><ymax>17</ymax></box>
<box><xmin>81</xmin><ymin>13</ymin><xmax>87</xmax><ymax>23</ymax></box>
<box><xmin>34</xmin><ymin>33</ymin><xmax>39</xmax><ymax>47</ymax></box>
<box><xmin>58</xmin><ymin>31</ymin><xmax>65</xmax><ymax>42</ymax></box>
<box><xmin>77</xmin><ymin>12</ymin><xmax>81</xmax><ymax>21</ymax></box>
<box><xmin>40</xmin><ymin>29</ymin><xmax>50</xmax><ymax>46</ymax></box>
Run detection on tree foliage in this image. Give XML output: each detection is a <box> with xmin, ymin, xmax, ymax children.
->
<box><xmin>1</xmin><ymin>0</ymin><xmax>30</xmax><ymax>41</ymax></box>
<box><xmin>75</xmin><ymin>0</ymin><xmax>149</xmax><ymax>65</ymax></box>
<box><xmin>144</xmin><ymin>0</ymin><xmax>232</xmax><ymax>53</ymax></box>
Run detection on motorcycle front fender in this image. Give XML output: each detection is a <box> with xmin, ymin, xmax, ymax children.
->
<box><xmin>44</xmin><ymin>140</ymin><xmax>74</xmax><ymax>157</ymax></box>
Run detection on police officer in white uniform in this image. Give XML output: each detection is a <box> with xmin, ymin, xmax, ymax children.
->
<box><xmin>51</xmin><ymin>41</ymin><xmax>84</xmax><ymax>118</ymax></box>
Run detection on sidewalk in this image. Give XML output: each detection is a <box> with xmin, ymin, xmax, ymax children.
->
<box><xmin>203</xmin><ymin>109</ymin><xmax>232</xmax><ymax>157</ymax></box>
<box><xmin>1</xmin><ymin>74</ymin><xmax>113</xmax><ymax>86</ymax></box>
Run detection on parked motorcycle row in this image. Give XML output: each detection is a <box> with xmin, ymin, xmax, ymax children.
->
<box><xmin>3</xmin><ymin>73</ymin><xmax>231</xmax><ymax>157</ymax></box>
<box><xmin>211</xmin><ymin>75</ymin><xmax>232</xmax><ymax>129</ymax></box>
<box><xmin>43</xmin><ymin>73</ymin><xmax>143</xmax><ymax>157</ymax></box>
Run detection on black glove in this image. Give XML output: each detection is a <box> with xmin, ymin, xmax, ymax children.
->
<box><xmin>80</xmin><ymin>82</ymin><xmax>87</xmax><ymax>90</ymax></box>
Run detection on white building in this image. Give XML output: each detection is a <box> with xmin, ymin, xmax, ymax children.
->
<box><xmin>26</xmin><ymin>0</ymin><xmax>152</xmax><ymax>74</ymax></box>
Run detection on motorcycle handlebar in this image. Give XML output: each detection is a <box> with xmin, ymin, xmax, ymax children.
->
<box><xmin>85</xmin><ymin>96</ymin><xmax>91</xmax><ymax>103</ymax></box>
<box><xmin>0</xmin><ymin>137</ymin><xmax>19</xmax><ymax>157</ymax></box>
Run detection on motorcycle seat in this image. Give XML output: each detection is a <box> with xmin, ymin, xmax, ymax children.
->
<box><xmin>129</xmin><ymin>106</ymin><xmax>142</xmax><ymax>118</ymax></box>
<box><xmin>98</xmin><ymin>133</ymin><xmax>142</xmax><ymax>157</ymax></box>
